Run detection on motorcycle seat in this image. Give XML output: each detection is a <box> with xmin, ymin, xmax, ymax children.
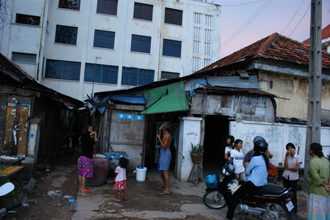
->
<box><xmin>253</xmin><ymin>184</ymin><xmax>288</xmax><ymax>196</ymax></box>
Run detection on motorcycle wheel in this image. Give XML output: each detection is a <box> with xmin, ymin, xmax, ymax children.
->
<box><xmin>263</xmin><ymin>202</ymin><xmax>291</xmax><ymax>220</ymax></box>
<box><xmin>202</xmin><ymin>190</ymin><xmax>226</xmax><ymax>209</ymax></box>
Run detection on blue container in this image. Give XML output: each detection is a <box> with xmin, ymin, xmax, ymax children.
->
<box><xmin>104</xmin><ymin>152</ymin><xmax>130</xmax><ymax>176</ymax></box>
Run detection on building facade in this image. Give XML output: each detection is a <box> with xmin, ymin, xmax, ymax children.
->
<box><xmin>0</xmin><ymin>0</ymin><xmax>221</xmax><ymax>101</ymax></box>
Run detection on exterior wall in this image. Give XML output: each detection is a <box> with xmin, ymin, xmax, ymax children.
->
<box><xmin>0</xmin><ymin>0</ymin><xmax>221</xmax><ymax>101</ymax></box>
<box><xmin>190</xmin><ymin>93</ymin><xmax>275</xmax><ymax>123</ymax></box>
<box><xmin>177</xmin><ymin>117</ymin><xmax>202</xmax><ymax>181</ymax></box>
<box><xmin>229</xmin><ymin>120</ymin><xmax>330</xmax><ymax>169</ymax></box>
<box><xmin>259</xmin><ymin>70</ymin><xmax>330</xmax><ymax>119</ymax></box>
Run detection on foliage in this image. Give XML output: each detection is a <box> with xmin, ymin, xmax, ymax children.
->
<box><xmin>189</xmin><ymin>143</ymin><xmax>203</xmax><ymax>155</ymax></box>
<box><xmin>1</xmin><ymin>140</ymin><xmax>13</xmax><ymax>151</ymax></box>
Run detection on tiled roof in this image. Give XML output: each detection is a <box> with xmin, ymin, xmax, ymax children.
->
<box><xmin>197</xmin><ymin>33</ymin><xmax>330</xmax><ymax>73</ymax></box>
<box><xmin>303</xmin><ymin>24</ymin><xmax>330</xmax><ymax>45</ymax></box>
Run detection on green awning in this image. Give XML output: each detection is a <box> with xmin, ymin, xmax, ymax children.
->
<box><xmin>141</xmin><ymin>81</ymin><xmax>189</xmax><ymax>114</ymax></box>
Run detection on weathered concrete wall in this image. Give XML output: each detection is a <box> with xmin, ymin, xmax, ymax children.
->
<box><xmin>190</xmin><ymin>93</ymin><xmax>275</xmax><ymax>122</ymax></box>
<box><xmin>229</xmin><ymin>121</ymin><xmax>330</xmax><ymax>169</ymax></box>
<box><xmin>259</xmin><ymin>70</ymin><xmax>330</xmax><ymax>118</ymax></box>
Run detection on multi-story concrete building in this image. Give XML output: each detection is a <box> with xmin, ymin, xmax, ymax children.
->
<box><xmin>0</xmin><ymin>0</ymin><xmax>221</xmax><ymax>101</ymax></box>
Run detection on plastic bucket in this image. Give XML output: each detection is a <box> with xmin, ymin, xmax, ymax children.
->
<box><xmin>136</xmin><ymin>166</ymin><xmax>147</xmax><ymax>181</ymax></box>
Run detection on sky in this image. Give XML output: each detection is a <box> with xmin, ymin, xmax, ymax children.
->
<box><xmin>212</xmin><ymin>0</ymin><xmax>330</xmax><ymax>58</ymax></box>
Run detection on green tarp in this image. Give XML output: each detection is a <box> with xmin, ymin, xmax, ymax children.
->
<box><xmin>141</xmin><ymin>81</ymin><xmax>189</xmax><ymax>114</ymax></box>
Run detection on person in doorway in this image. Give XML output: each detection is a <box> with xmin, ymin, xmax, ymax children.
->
<box><xmin>226</xmin><ymin>138</ymin><xmax>269</xmax><ymax>220</ymax></box>
<box><xmin>78</xmin><ymin>125</ymin><xmax>97</xmax><ymax>193</ymax></box>
<box><xmin>156</xmin><ymin>121</ymin><xmax>172</xmax><ymax>195</ymax></box>
<box><xmin>282</xmin><ymin>143</ymin><xmax>302</xmax><ymax>214</ymax></box>
<box><xmin>113</xmin><ymin>157</ymin><xmax>129</xmax><ymax>203</ymax></box>
<box><xmin>230</xmin><ymin>139</ymin><xmax>245</xmax><ymax>181</ymax></box>
<box><xmin>307</xmin><ymin>143</ymin><xmax>330</xmax><ymax>220</ymax></box>
<box><xmin>224</xmin><ymin>135</ymin><xmax>235</xmax><ymax>160</ymax></box>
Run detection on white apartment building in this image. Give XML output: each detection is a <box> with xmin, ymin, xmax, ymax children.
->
<box><xmin>0</xmin><ymin>0</ymin><xmax>221</xmax><ymax>101</ymax></box>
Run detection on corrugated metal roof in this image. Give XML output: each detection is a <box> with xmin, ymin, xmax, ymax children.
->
<box><xmin>203</xmin><ymin>85</ymin><xmax>275</xmax><ymax>97</ymax></box>
<box><xmin>207</xmin><ymin>75</ymin><xmax>260</xmax><ymax>89</ymax></box>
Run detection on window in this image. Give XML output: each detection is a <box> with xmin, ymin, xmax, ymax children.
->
<box><xmin>45</xmin><ymin>59</ymin><xmax>81</xmax><ymax>80</ymax></box>
<box><xmin>193</xmin><ymin>27</ymin><xmax>201</xmax><ymax>54</ymax></box>
<box><xmin>12</xmin><ymin>52</ymin><xmax>36</xmax><ymax>63</ymax></box>
<box><xmin>122</xmin><ymin>67</ymin><xmax>154</xmax><ymax>86</ymax></box>
<box><xmin>59</xmin><ymin>0</ymin><xmax>80</xmax><ymax>10</ymax></box>
<box><xmin>55</xmin><ymin>25</ymin><xmax>78</xmax><ymax>45</ymax></box>
<box><xmin>192</xmin><ymin>57</ymin><xmax>200</xmax><ymax>72</ymax></box>
<box><xmin>163</xmin><ymin>39</ymin><xmax>181</xmax><ymax>58</ymax></box>
<box><xmin>194</xmin><ymin>13</ymin><xmax>201</xmax><ymax>24</ymax></box>
<box><xmin>205</xmin><ymin>14</ymin><xmax>212</xmax><ymax>26</ymax></box>
<box><xmin>16</xmin><ymin>14</ymin><xmax>40</xmax><ymax>26</ymax></box>
<box><xmin>204</xmin><ymin>28</ymin><xmax>212</xmax><ymax>55</ymax></box>
<box><xmin>94</xmin><ymin>30</ymin><xmax>115</xmax><ymax>49</ymax></box>
<box><xmin>97</xmin><ymin>0</ymin><xmax>118</xmax><ymax>16</ymax></box>
<box><xmin>131</xmin><ymin>34</ymin><xmax>151</xmax><ymax>53</ymax></box>
<box><xmin>204</xmin><ymin>42</ymin><xmax>211</xmax><ymax>55</ymax></box>
<box><xmin>161</xmin><ymin>71</ymin><xmax>179</xmax><ymax>80</ymax></box>
<box><xmin>133</xmin><ymin>2</ymin><xmax>153</xmax><ymax>21</ymax></box>
<box><xmin>165</xmin><ymin>8</ymin><xmax>182</xmax><ymax>25</ymax></box>
<box><xmin>204</xmin><ymin>58</ymin><xmax>212</xmax><ymax>67</ymax></box>
<box><xmin>84</xmin><ymin>63</ymin><xmax>118</xmax><ymax>84</ymax></box>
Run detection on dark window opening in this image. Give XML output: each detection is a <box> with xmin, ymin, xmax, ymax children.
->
<box><xmin>16</xmin><ymin>14</ymin><xmax>40</xmax><ymax>26</ymax></box>
<box><xmin>55</xmin><ymin>25</ymin><xmax>78</xmax><ymax>45</ymax></box>
<box><xmin>84</xmin><ymin>63</ymin><xmax>118</xmax><ymax>84</ymax></box>
<box><xmin>161</xmin><ymin>71</ymin><xmax>180</xmax><ymax>80</ymax></box>
<box><xmin>59</xmin><ymin>0</ymin><xmax>80</xmax><ymax>10</ymax></box>
<box><xmin>165</xmin><ymin>8</ymin><xmax>182</xmax><ymax>25</ymax></box>
<box><xmin>45</xmin><ymin>59</ymin><xmax>81</xmax><ymax>80</ymax></box>
<box><xmin>163</xmin><ymin>39</ymin><xmax>181</xmax><ymax>58</ymax></box>
<box><xmin>97</xmin><ymin>0</ymin><xmax>118</xmax><ymax>15</ymax></box>
<box><xmin>131</xmin><ymin>34</ymin><xmax>151</xmax><ymax>53</ymax></box>
<box><xmin>12</xmin><ymin>52</ymin><xmax>36</xmax><ymax>63</ymax></box>
<box><xmin>94</xmin><ymin>30</ymin><xmax>115</xmax><ymax>49</ymax></box>
<box><xmin>122</xmin><ymin>67</ymin><xmax>154</xmax><ymax>86</ymax></box>
<box><xmin>133</xmin><ymin>2</ymin><xmax>153</xmax><ymax>21</ymax></box>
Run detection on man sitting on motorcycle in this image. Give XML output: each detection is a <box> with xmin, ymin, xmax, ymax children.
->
<box><xmin>226</xmin><ymin>137</ymin><xmax>270</xmax><ymax>220</ymax></box>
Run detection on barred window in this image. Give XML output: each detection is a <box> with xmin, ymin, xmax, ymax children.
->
<box><xmin>16</xmin><ymin>14</ymin><xmax>40</xmax><ymax>26</ymax></box>
<box><xmin>165</xmin><ymin>8</ymin><xmax>182</xmax><ymax>26</ymax></box>
<box><xmin>131</xmin><ymin>35</ymin><xmax>151</xmax><ymax>53</ymax></box>
<box><xmin>94</xmin><ymin>30</ymin><xmax>115</xmax><ymax>49</ymax></box>
<box><xmin>97</xmin><ymin>0</ymin><xmax>118</xmax><ymax>15</ymax></box>
<box><xmin>192</xmin><ymin>56</ymin><xmax>200</xmax><ymax>72</ymax></box>
<box><xmin>84</xmin><ymin>63</ymin><xmax>118</xmax><ymax>84</ymax></box>
<box><xmin>55</xmin><ymin>25</ymin><xmax>78</xmax><ymax>45</ymax></box>
<box><xmin>193</xmin><ymin>27</ymin><xmax>201</xmax><ymax>54</ymax></box>
<box><xmin>45</xmin><ymin>59</ymin><xmax>81</xmax><ymax>80</ymax></box>
<box><xmin>205</xmin><ymin>14</ymin><xmax>212</xmax><ymax>26</ymax></box>
<box><xmin>205</xmin><ymin>42</ymin><xmax>211</xmax><ymax>55</ymax></box>
<box><xmin>204</xmin><ymin>58</ymin><xmax>212</xmax><ymax>67</ymax></box>
<box><xmin>59</xmin><ymin>0</ymin><xmax>80</xmax><ymax>10</ymax></box>
<box><xmin>194</xmin><ymin>13</ymin><xmax>201</xmax><ymax>24</ymax></box>
<box><xmin>163</xmin><ymin>39</ymin><xmax>181</xmax><ymax>58</ymax></box>
<box><xmin>133</xmin><ymin>2</ymin><xmax>153</xmax><ymax>21</ymax></box>
<box><xmin>122</xmin><ymin>67</ymin><xmax>154</xmax><ymax>86</ymax></box>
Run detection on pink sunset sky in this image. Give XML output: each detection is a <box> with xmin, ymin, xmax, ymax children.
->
<box><xmin>213</xmin><ymin>0</ymin><xmax>330</xmax><ymax>58</ymax></box>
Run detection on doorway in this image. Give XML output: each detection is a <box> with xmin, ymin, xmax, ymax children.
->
<box><xmin>203</xmin><ymin>115</ymin><xmax>229</xmax><ymax>176</ymax></box>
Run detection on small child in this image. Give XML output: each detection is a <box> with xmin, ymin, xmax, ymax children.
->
<box><xmin>113</xmin><ymin>157</ymin><xmax>128</xmax><ymax>202</ymax></box>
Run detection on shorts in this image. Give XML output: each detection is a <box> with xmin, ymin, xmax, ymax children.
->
<box><xmin>113</xmin><ymin>180</ymin><xmax>127</xmax><ymax>191</ymax></box>
<box><xmin>159</xmin><ymin>149</ymin><xmax>172</xmax><ymax>171</ymax></box>
<box><xmin>78</xmin><ymin>156</ymin><xmax>93</xmax><ymax>178</ymax></box>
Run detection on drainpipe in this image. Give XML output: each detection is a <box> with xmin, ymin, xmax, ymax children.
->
<box><xmin>157</xmin><ymin>0</ymin><xmax>165</xmax><ymax>81</ymax></box>
<box><xmin>36</xmin><ymin>0</ymin><xmax>49</xmax><ymax>83</ymax></box>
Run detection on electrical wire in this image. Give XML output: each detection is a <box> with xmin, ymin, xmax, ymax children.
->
<box><xmin>280</xmin><ymin>0</ymin><xmax>305</xmax><ymax>35</ymax></box>
<box><xmin>288</xmin><ymin>3</ymin><xmax>310</xmax><ymax>37</ymax></box>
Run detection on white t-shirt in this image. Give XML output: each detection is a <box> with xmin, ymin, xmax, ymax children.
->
<box><xmin>230</xmin><ymin>149</ymin><xmax>245</xmax><ymax>174</ymax></box>
<box><xmin>224</xmin><ymin>146</ymin><xmax>232</xmax><ymax>160</ymax></box>
<box><xmin>115</xmin><ymin>166</ymin><xmax>127</xmax><ymax>182</ymax></box>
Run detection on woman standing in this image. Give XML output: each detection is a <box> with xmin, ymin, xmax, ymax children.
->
<box><xmin>282</xmin><ymin>143</ymin><xmax>302</xmax><ymax>213</ymax></box>
<box><xmin>307</xmin><ymin>143</ymin><xmax>330</xmax><ymax>220</ymax></box>
<box><xmin>224</xmin><ymin>135</ymin><xmax>235</xmax><ymax>160</ymax></box>
<box><xmin>230</xmin><ymin>139</ymin><xmax>245</xmax><ymax>181</ymax></box>
<box><xmin>78</xmin><ymin>125</ymin><xmax>97</xmax><ymax>193</ymax></box>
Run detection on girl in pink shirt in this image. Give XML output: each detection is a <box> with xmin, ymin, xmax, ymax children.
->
<box><xmin>113</xmin><ymin>157</ymin><xmax>128</xmax><ymax>202</ymax></box>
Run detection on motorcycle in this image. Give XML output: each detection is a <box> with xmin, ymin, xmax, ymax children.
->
<box><xmin>0</xmin><ymin>182</ymin><xmax>21</xmax><ymax>218</ymax></box>
<box><xmin>203</xmin><ymin>161</ymin><xmax>298</xmax><ymax>220</ymax></box>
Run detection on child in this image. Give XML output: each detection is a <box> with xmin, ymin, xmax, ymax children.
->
<box><xmin>113</xmin><ymin>157</ymin><xmax>128</xmax><ymax>202</ymax></box>
<box><xmin>230</xmin><ymin>139</ymin><xmax>245</xmax><ymax>181</ymax></box>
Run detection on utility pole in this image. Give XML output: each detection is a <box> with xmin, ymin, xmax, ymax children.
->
<box><xmin>304</xmin><ymin>0</ymin><xmax>322</xmax><ymax>182</ymax></box>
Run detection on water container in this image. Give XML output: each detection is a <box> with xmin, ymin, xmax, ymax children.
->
<box><xmin>104</xmin><ymin>152</ymin><xmax>130</xmax><ymax>176</ymax></box>
<box><xmin>136</xmin><ymin>166</ymin><xmax>147</xmax><ymax>181</ymax></box>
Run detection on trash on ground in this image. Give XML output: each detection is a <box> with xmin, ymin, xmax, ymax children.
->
<box><xmin>63</xmin><ymin>195</ymin><xmax>73</xmax><ymax>199</ymax></box>
<box><xmin>7</xmin><ymin>210</ymin><xmax>17</xmax><ymax>214</ymax></box>
<box><xmin>22</xmin><ymin>203</ymin><xmax>29</xmax><ymax>207</ymax></box>
<box><xmin>69</xmin><ymin>198</ymin><xmax>74</xmax><ymax>202</ymax></box>
<box><xmin>45</xmin><ymin>169</ymin><xmax>50</xmax><ymax>172</ymax></box>
<box><xmin>48</xmin><ymin>190</ymin><xmax>62</xmax><ymax>197</ymax></box>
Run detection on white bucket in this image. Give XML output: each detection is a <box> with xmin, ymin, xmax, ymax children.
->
<box><xmin>136</xmin><ymin>166</ymin><xmax>147</xmax><ymax>181</ymax></box>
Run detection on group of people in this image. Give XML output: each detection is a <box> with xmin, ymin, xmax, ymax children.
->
<box><xmin>224</xmin><ymin>135</ymin><xmax>330</xmax><ymax>220</ymax></box>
